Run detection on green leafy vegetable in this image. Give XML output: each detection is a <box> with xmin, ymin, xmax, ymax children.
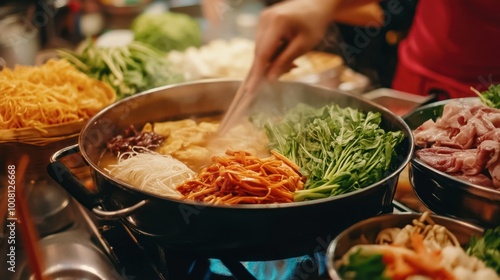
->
<box><xmin>131</xmin><ymin>12</ymin><xmax>202</xmax><ymax>52</ymax></box>
<box><xmin>263</xmin><ymin>103</ymin><xmax>404</xmax><ymax>201</ymax></box>
<box><xmin>58</xmin><ymin>40</ymin><xmax>184</xmax><ymax>99</ymax></box>
<box><xmin>337</xmin><ymin>249</ymin><xmax>389</xmax><ymax>280</ymax></box>
<box><xmin>466</xmin><ymin>226</ymin><xmax>500</xmax><ymax>274</ymax></box>
<box><xmin>471</xmin><ymin>84</ymin><xmax>500</xmax><ymax>109</ymax></box>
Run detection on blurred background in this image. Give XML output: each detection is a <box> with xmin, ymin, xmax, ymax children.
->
<box><xmin>0</xmin><ymin>0</ymin><xmax>418</xmax><ymax>89</ymax></box>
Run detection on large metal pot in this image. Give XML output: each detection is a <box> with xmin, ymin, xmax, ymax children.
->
<box><xmin>48</xmin><ymin>80</ymin><xmax>414</xmax><ymax>260</ymax></box>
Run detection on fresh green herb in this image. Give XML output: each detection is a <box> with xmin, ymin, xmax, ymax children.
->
<box><xmin>337</xmin><ymin>249</ymin><xmax>389</xmax><ymax>280</ymax></box>
<box><xmin>131</xmin><ymin>12</ymin><xmax>202</xmax><ymax>52</ymax></box>
<box><xmin>58</xmin><ymin>40</ymin><xmax>184</xmax><ymax>99</ymax></box>
<box><xmin>263</xmin><ymin>103</ymin><xmax>404</xmax><ymax>201</ymax></box>
<box><xmin>466</xmin><ymin>226</ymin><xmax>500</xmax><ymax>274</ymax></box>
<box><xmin>471</xmin><ymin>84</ymin><xmax>500</xmax><ymax>109</ymax></box>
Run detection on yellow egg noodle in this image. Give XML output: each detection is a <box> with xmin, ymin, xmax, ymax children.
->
<box><xmin>0</xmin><ymin>59</ymin><xmax>116</xmax><ymax>144</ymax></box>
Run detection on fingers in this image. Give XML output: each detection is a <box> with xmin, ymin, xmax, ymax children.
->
<box><xmin>249</xmin><ymin>0</ymin><xmax>331</xmax><ymax>83</ymax></box>
<box><xmin>266</xmin><ymin>35</ymin><xmax>310</xmax><ymax>81</ymax></box>
<box><xmin>251</xmin><ymin>8</ymin><xmax>321</xmax><ymax>82</ymax></box>
<box><xmin>249</xmin><ymin>16</ymin><xmax>289</xmax><ymax>85</ymax></box>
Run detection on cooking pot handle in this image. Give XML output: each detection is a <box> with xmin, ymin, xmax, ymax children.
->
<box><xmin>92</xmin><ymin>201</ymin><xmax>149</xmax><ymax>220</ymax></box>
<box><xmin>47</xmin><ymin>144</ymin><xmax>102</xmax><ymax>211</ymax></box>
<box><xmin>47</xmin><ymin>144</ymin><xmax>150</xmax><ymax>220</ymax></box>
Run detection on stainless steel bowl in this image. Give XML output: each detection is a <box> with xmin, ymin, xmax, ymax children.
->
<box><xmin>16</xmin><ymin>230</ymin><xmax>118</xmax><ymax>280</ymax></box>
<box><xmin>326</xmin><ymin>213</ymin><xmax>484</xmax><ymax>280</ymax></box>
<box><xmin>404</xmin><ymin>98</ymin><xmax>500</xmax><ymax>227</ymax></box>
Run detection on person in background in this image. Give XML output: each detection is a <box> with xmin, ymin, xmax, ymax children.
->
<box><xmin>331</xmin><ymin>0</ymin><xmax>416</xmax><ymax>88</ymax></box>
<box><xmin>201</xmin><ymin>0</ymin><xmax>412</xmax><ymax>88</ymax></box>
<box><xmin>202</xmin><ymin>0</ymin><xmax>384</xmax><ymax>28</ymax></box>
<box><xmin>240</xmin><ymin>0</ymin><xmax>500</xmax><ymax>99</ymax></box>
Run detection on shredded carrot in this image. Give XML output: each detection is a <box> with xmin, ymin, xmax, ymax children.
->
<box><xmin>176</xmin><ymin>150</ymin><xmax>305</xmax><ymax>204</ymax></box>
<box><xmin>382</xmin><ymin>233</ymin><xmax>457</xmax><ymax>280</ymax></box>
<box><xmin>383</xmin><ymin>250</ymin><xmax>417</xmax><ymax>280</ymax></box>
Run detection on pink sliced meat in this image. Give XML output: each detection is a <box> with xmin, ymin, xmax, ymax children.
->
<box><xmin>462</xmin><ymin>140</ymin><xmax>500</xmax><ymax>176</ymax></box>
<box><xmin>413</xmin><ymin>119</ymin><xmax>453</xmax><ymax>148</ymax></box>
<box><xmin>416</xmin><ymin>147</ymin><xmax>467</xmax><ymax>174</ymax></box>
<box><xmin>453</xmin><ymin>174</ymin><xmax>494</xmax><ymax>188</ymax></box>
<box><xmin>477</xmin><ymin>128</ymin><xmax>500</xmax><ymax>144</ymax></box>
<box><xmin>413</xmin><ymin>99</ymin><xmax>500</xmax><ymax>190</ymax></box>
<box><xmin>416</xmin><ymin>141</ymin><xmax>500</xmax><ymax>183</ymax></box>
<box><xmin>414</xmin><ymin>100</ymin><xmax>500</xmax><ymax>149</ymax></box>
<box><xmin>435</xmin><ymin>100</ymin><xmax>474</xmax><ymax>129</ymax></box>
<box><xmin>439</xmin><ymin>124</ymin><xmax>476</xmax><ymax>149</ymax></box>
<box><xmin>481</xmin><ymin>140</ymin><xmax>500</xmax><ymax>189</ymax></box>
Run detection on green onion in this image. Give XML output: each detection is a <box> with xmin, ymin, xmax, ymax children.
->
<box><xmin>466</xmin><ymin>226</ymin><xmax>500</xmax><ymax>274</ymax></box>
<box><xmin>471</xmin><ymin>84</ymin><xmax>500</xmax><ymax>109</ymax></box>
<box><xmin>337</xmin><ymin>249</ymin><xmax>389</xmax><ymax>280</ymax></box>
<box><xmin>262</xmin><ymin>103</ymin><xmax>404</xmax><ymax>201</ymax></box>
<box><xmin>58</xmin><ymin>39</ymin><xmax>184</xmax><ymax>100</ymax></box>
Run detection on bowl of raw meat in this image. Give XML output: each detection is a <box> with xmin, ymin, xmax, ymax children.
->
<box><xmin>404</xmin><ymin>97</ymin><xmax>500</xmax><ymax>227</ymax></box>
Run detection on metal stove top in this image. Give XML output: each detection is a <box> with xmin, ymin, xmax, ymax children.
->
<box><xmin>90</xmin><ymin>201</ymin><xmax>414</xmax><ymax>280</ymax></box>
<box><xmin>1</xmin><ymin>179</ymin><xmax>413</xmax><ymax>280</ymax></box>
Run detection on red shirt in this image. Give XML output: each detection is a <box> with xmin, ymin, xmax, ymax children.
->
<box><xmin>392</xmin><ymin>0</ymin><xmax>500</xmax><ymax>99</ymax></box>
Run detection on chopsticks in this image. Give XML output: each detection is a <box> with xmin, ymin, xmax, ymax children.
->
<box><xmin>218</xmin><ymin>40</ymin><xmax>288</xmax><ymax>135</ymax></box>
<box><xmin>14</xmin><ymin>155</ymin><xmax>47</xmax><ymax>280</ymax></box>
<box><xmin>218</xmin><ymin>69</ymin><xmax>263</xmax><ymax>136</ymax></box>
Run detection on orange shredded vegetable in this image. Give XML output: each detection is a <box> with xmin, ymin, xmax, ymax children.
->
<box><xmin>383</xmin><ymin>233</ymin><xmax>457</xmax><ymax>280</ymax></box>
<box><xmin>176</xmin><ymin>150</ymin><xmax>305</xmax><ymax>204</ymax></box>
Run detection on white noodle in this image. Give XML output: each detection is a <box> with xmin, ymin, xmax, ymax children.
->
<box><xmin>106</xmin><ymin>146</ymin><xmax>195</xmax><ymax>199</ymax></box>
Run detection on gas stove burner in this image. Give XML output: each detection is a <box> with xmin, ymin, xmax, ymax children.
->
<box><xmin>99</xmin><ymin>220</ymin><xmax>328</xmax><ymax>280</ymax></box>
<box><xmin>92</xmin><ymin>202</ymin><xmax>412</xmax><ymax>280</ymax></box>
<box><xmin>2</xmin><ymin>192</ymin><xmax>411</xmax><ymax>280</ymax></box>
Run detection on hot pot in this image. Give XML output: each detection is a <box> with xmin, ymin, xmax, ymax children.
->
<box><xmin>48</xmin><ymin>79</ymin><xmax>414</xmax><ymax>260</ymax></box>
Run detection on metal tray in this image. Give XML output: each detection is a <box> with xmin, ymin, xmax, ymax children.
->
<box><xmin>363</xmin><ymin>88</ymin><xmax>436</xmax><ymax>116</ymax></box>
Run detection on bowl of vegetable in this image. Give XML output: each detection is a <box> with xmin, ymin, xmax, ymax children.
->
<box><xmin>58</xmin><ymin>39</ymin><xmax>185</xmax><ymax>100</ymax></box>
<box><xmin>326</xmin><ymin>212</ymin><xmax>500</xmax><ymax>280</ymax></box>
<box><xmin>403</xmin><ymin>87</ymin><xmax>500</xmax><ymax>227</ymax></box>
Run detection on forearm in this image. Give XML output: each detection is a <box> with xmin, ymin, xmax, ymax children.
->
<box><xmin>310</xmin><ymin>0</ymin><xmax>382</xmax><ymax>25</ymax></box>
<box><xmin>251</xmin><ymin>0</ymin><xmax>382</xmax><ymax>82</ymax></box>
<box><xmin>335</xmin><ymin>1</ymin><xmax>383</xmax><ymax>27</ymax></box>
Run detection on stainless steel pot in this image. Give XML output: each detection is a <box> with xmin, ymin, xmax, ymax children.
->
<box><xmin>48</xmin><ymin>80</ymin><xmax>414</xmax><ymax>260</ymax></box>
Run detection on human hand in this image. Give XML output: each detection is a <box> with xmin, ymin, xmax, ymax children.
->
<box><xmin>247</xmin><ymin>0</ymin><xmax>340</xmax><ymax>85</ymax></box>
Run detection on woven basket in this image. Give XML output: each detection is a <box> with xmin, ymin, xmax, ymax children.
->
<box><xmin>0</xmin><ymin>82</ymin><xmax>116</xmax><ymax>183</ymax></box>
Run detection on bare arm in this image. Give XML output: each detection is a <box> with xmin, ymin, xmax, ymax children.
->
<box><xmin>336</xmin><ymin>1</ymin><xmax>383</xmax><ymax>27</ymax></box>
<box><xmin>248</xmin><ymin>0</ymin><xmax>381</xmax><ymax>85</ymax></box>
